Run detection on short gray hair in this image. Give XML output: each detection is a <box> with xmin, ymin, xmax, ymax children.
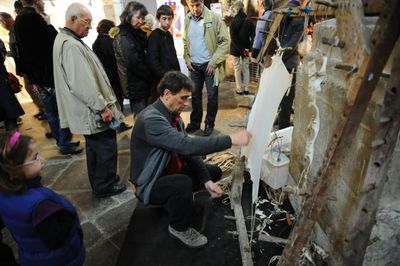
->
<box><xmin>65</xmin><ymin>3</ymin><xmax>82</xmax><ymax>20</ymax></box>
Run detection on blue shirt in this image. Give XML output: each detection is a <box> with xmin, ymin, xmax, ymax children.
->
<box><xmin>188</xmin><ymin>13</ymin><xmax>211</xmax><ymax>64</ymax></box>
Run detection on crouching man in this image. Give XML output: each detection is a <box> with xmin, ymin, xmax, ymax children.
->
<box><xmin>130</xmin><ymin>71</ymin><xmax>251</xmax><ymax>248</ymax></box>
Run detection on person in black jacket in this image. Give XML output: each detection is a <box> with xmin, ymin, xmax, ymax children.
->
<box><xmin>276</xmin><ymin>0</ymin><xmax>305</xmax><ymax>129</ymax></box>
<box><xmin>229</xmin><ymin>1</ymin><xmax>254</xmax><ymax>95</ymax></box>
<box><xmin>0</xmin><ymin>39</ymin><xmax>24</xmax><ymax>132</ymax></box>
<box><xmin>13</xmin><ymin>0</ymin><xmax>82</xmax><ymax>155</ymax></box>
<box><xmin>147</xmin><ymin>5</ymin><xmax>180</xmax><ymax>90</ymax></box>
<box><xmin>113</xmin><ymin>1</ymin><xmax>152</xmax><ymax>117</ymax></box>
<box><xmin>0</xmin><ymin>11</ymin><xmax>46</xmax><ymax>120</ymax></box>
<box><xmin>93</xmin><ymin>19</ymin><xmax>132</xmax><ymax>132</ymax></box>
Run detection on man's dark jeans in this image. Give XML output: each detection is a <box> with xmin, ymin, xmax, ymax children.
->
<box><xmin>189</xmin><ymin>63</ymin><xmax>218</xmax><ymax>128</ymax></box>
<box><xmin>40</xmin><ymin>88</ymin><xmax>73</xmax><ymax>151</ymax></box>
<box><xmin>149</xmin><ymin>164</ymin><xmax>222</xmax><ymax>231</ymax></box>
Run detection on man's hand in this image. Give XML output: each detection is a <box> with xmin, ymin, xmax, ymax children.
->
<box><xmin>205</xmin><ymin>63</ymin><xmax>215</xmax><ymax>76</ymax></box>
<box><xmin>186</xmin><ymin>61</ymin><xmax>194</xmax><ymax>71</ymax></box>
<box><xmin>205</xmin><ymin>180</ymin><xmax>223</xmax><ymax>198</ymax></box>
<box><xmin>230</xmin><ymin>130</ymin><xmax>252</xmax><ymax>146</ymax></box>
<box><xmin>250</xmin><ymin>57</ymin><xmax>258</xmax><ymax>63</ymax></box>
<box><xmin>32</xmin><ymin>84</ymin><xmax>40</xmax><ymax>94</ymax></box>
<box><xmin>101</xmin><ymin>107</ymin><xmax>114</xmax><ymax>122</ymax></box>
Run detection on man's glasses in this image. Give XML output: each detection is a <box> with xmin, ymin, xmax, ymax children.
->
<box><xmin>23</xmin><ymin>153</ymin><xmax>41</xmax><ymax>166</ymax></box>
<box><xmin>78</xmin><ymin>17</ymin><xmax>93</xmax><ymax>26</ymax></box>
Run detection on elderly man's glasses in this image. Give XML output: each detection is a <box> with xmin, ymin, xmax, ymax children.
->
<box><xmin>77</xmin><ymin>17</ymin><xmax>93</xmax><ymax>26</ymax></box>
<box><xmin>23</xmin><ymin>153</ymin><xmax>41</xmax><ymax>166</ymax></box>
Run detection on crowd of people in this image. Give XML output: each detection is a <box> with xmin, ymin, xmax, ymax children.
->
<box><xmin>0</xmin><ymin>0</ymin><xmax>307</xmax><ymax>264</ymax></box>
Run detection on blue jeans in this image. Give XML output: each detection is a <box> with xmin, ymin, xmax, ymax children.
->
<box><xmin>40</xmin><ymin>88</ymin><xmax>73</xmax><ymax>151</ymax></box>
<box><xmin>189</xmin><ymin>63</ymin><xmax>218</xmax><ymax>128</ymax></box>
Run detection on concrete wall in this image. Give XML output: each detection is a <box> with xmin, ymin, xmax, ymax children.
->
<box><xmin>289</xmin><ymin>18</ymin><xmax>399</xmax><ymax>265</ymax></box>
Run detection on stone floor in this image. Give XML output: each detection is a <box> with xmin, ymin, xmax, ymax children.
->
<box><xmin>1</xmin><ymin>80</ymin><xmax>258</xmax><ymax>266</ymax></box>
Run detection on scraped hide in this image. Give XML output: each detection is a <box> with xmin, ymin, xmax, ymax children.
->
<box><xmin>243</xmin><ymin>55</ymin><xmax>292</xmax><ymax>203</ymax></box>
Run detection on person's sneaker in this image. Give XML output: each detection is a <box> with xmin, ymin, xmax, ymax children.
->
<box><xmin>168</xmin><ymin>226</ymin><xmax>208</xmax><ymax>248</ymax></box>
<box><xmin>94</xmin><ymin>183</ymin><xmax>127</xmax><ymax>198</ymax></box>
<box><xmin>235</xmin><ymin>90</ymin><xmax>243</xmax><ymax>95</ymax></box>
<box><xmin>203</xmin><ymin>125</ymin><xmax>213</xmax><ymax>136</ymax></box>
<box><xmin>185</xmin><ymin>123</ymin><xmax>200</xmax><ymax>133</ymax></box>
<box><xmin>243</xmin><ymin>91</ymin><xmax>249</xmax><ymax>95</ymax></box>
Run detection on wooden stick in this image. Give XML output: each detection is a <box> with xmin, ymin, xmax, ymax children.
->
<box><xmin>341</xmin><ymin>39</ymin><xmax>400</xmax><ymax>265</ymax></box>
<box><xmin>230</xmin><ymin>156</ymin><xmax>253</xmax><ymax>266</ymax></box>
<box><xmin>259</xmin><ymin>233</ymin><xmax>289</xmax><ymax>245</ymax></box>
<box><xmin>277</xmin><ymin>1</ymin><xmax>400</xmax><ymax>265</ymax></box>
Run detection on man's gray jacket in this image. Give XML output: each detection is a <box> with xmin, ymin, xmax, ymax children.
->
<box><xmin>130</xmin><ymin>99</ymin><xmax>232</xmax><ymax>204</ymax></box>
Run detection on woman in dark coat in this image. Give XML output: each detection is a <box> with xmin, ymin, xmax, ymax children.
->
<box><xmin>113</xmin><ymin>2</ymin><xmax>152</xmax><ymax>117</ymax></box>
<box><xmin>93</xmin><ymin>19</ymin><xmax>131</xmax><ymax>132</ymax></box>
<box><xmin>0</xmin><ymin>39</ymin><xmax>24</xmax><ymax>131</ymax></box>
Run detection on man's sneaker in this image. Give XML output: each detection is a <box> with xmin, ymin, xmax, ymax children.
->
<box><xmin>168</xmin><ymin>226</ymin><xmax>208</xmax><ymax>248</ymax></box>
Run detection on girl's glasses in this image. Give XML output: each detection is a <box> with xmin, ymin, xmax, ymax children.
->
<box><xmin>23</xmin><ymin>153</ymin><xmax>41</xmax><ymax>166</ymax></box>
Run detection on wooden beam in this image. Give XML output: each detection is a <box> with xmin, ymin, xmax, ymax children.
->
<box><xmin>256</xmin><ymin>13</ymin><xmax>283</xmax><ymax>63</ymax></box>
<box><xmin>230</xmin><ymin>156</ymin><xmax>253</xmax><ymax>266</ymax></box>
<box><xmin>277</xmin><ymin>0</ymin><xmax>400</xmax><ymax>265</ymax></box>
<box><xmin>341</xmin><ymin>40</ymin><xmax>400</xmax><ymax>265</ymax></box>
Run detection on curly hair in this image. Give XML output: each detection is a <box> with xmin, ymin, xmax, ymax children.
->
<box><xmin>0</xmin><ymin>133</ymin><xmax>34</xmax><ymax>193</ymax></box>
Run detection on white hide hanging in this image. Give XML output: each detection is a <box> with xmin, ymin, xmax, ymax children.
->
<box><xmin>242</xmin><ymin>55</ymin><xmax>292</xmax><ymax>203</ymax></box>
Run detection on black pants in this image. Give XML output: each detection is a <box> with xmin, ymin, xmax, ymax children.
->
<box><xmin>149</xmin><ymin>164</ymin><xmax>222</xmax><ymax>231</ymax></box>
<box><xmin>84</xmin><ymin>129</ymin><xmax>118</xmax><ymax>192</ymax></box>
<box><xmin>278</xmin><ymin>69</ymin><xmax>296</xmax><ymax>129</ymax></box>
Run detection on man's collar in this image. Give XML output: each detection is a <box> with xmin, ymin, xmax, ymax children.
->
<box><xmin>61</xmin><ymin>27</ymin><xmax>84</xmax><ymax>43</ymax></box>
<box><xmin>189</xmin><ymin>11</ymin><xmax>204</xmax><ymax>21</ymax></box>
<box><xmin>154</xmin><ymin>98</ymin><xmax>174</xmax><ymax>121</ymax></box>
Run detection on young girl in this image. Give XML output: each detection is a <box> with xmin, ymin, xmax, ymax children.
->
<box><xmin>0</xmin><ymin>131</ymin><xmax>85</xmax><ymax>265</ymax></box>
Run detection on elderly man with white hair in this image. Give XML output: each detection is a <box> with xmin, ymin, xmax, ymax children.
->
<box><xmin>53</xmin><ymin>3</ymin><xmax>126</xmax><ymax>198</ymax></box>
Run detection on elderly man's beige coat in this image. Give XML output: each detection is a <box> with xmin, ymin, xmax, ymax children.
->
<box><xmin>53</xmin><ymin>28</ymin><xmax>124</xmax><ymax>135</ymax></box>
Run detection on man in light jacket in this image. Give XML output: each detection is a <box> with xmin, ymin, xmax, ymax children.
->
<box><xmin>183</xmin><ymin>0</ymin><xmax>230</xmax><ymax>136</ymax></box>
<box><xmin>53</xmin><ymin>3</ymin><xmax>126</xmax><ymax>197</ymax></box>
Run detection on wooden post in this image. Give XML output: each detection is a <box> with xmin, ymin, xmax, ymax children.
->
<box><xmin>277</xmin><ymin>1</ymin><xmax>400</xmax><ymax>265</ymax></box>
<box><xmin>341</xmin><ymin>40</ymin><xmax>400</xmax><ymax>265</ymax></box>
<box><xmin>230</xmin><ymin>156</ymin><xmax>253</xmax><ymax>266</ymax></box>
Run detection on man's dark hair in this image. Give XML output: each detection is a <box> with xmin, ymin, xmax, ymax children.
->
<box><xmin>156</xmin><ymin>5</ymin><xmax>174</xmax><ymax>20</ymax></box>
<box><xmin>96</xmin><ymin>19</ymin><xmax>115</xmax><ymax>34</ymax></box>
<box><xmin>21</xmin><ymin>0</ymin><xmax>34</xmax><ymax>6</ymax></box>
<box><xmin>14</xmin><ymin>1</ymin><xmax>23</xmax><ymax>14</ymax></box>
<box><xmin>262</xmin><ymin>0</ymin><xmax>273</xmax><ymax>10</ymax></box>
<box><xmin>157</xmin><ymin>71</ymin><xmax>194</xmax><ymax>95</ymax></box>
<box><xmin>120</xmin><ymin>1</ymin><xmax>148</xmax><ymax>24</ymax></box>
<box><xmin>0</xmin><ymin>12</ymin><xmax>13</xmax><ymax>21</ymax></box>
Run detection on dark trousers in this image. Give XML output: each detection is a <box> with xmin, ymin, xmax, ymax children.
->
<box><xmin>149</xmin><ymin>164</ymin><xmax>222</xmax><ymax>231</ymax></box>
<box><xmin>84</xmin><ymin>129</ymin><xmax>118</xmax><ymax>192</ymax></box>
<box><xmin>278</xmin><ymin>69</ymin><xmax>296</xmax><ymax>129</ymax></box>
<box><xmin>189</xmin><ymin>63</ymin><xmax>218</xmax><ymax>128</ymax></box>
<box><xmin>40</xmin><ymin>88</ymin><xmax>73</xmax><ymax>151</ymax></box>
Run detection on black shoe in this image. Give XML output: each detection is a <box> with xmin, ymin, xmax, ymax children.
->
<box><xmin>60</xmin><ymin>145</ymin><xmax>83</xmax><ymax>155</ymax></box>
<box><xmin>117</xmin><ymin>122</ymin><xmax>132</xmax><ymax>133</ymax></box>
<box><xmin>235</xmin><ymin>90</ymin><xmax>243</xmax><ymax>95</ymax></box>
<box><xmin>186</xmin><ymin>123</ymin><xmax>200</xmax><ymax>133</ymax></box>
<box><xmin>94</xmin><ymin>183</ymin><xmax>127</xmax><ymax>198</ymax></box>
<box><xmin>244</xmin><ymin>91</ymin><xmax>249</xmax><ymax>95</ymax></box>
<box><xmin>45</xmin><ymin>132</ymin><xmax>53</xmax><ymax>139</ymax></box>
<box><xmin>203</xmin><ymin>125</ymin><xmax>214</xmax><ymax>136</ymax></box>
<box><xmin>71</xmin><ymin>141</ymin><xmax>80</xmax><ymax>147</ymax></box>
